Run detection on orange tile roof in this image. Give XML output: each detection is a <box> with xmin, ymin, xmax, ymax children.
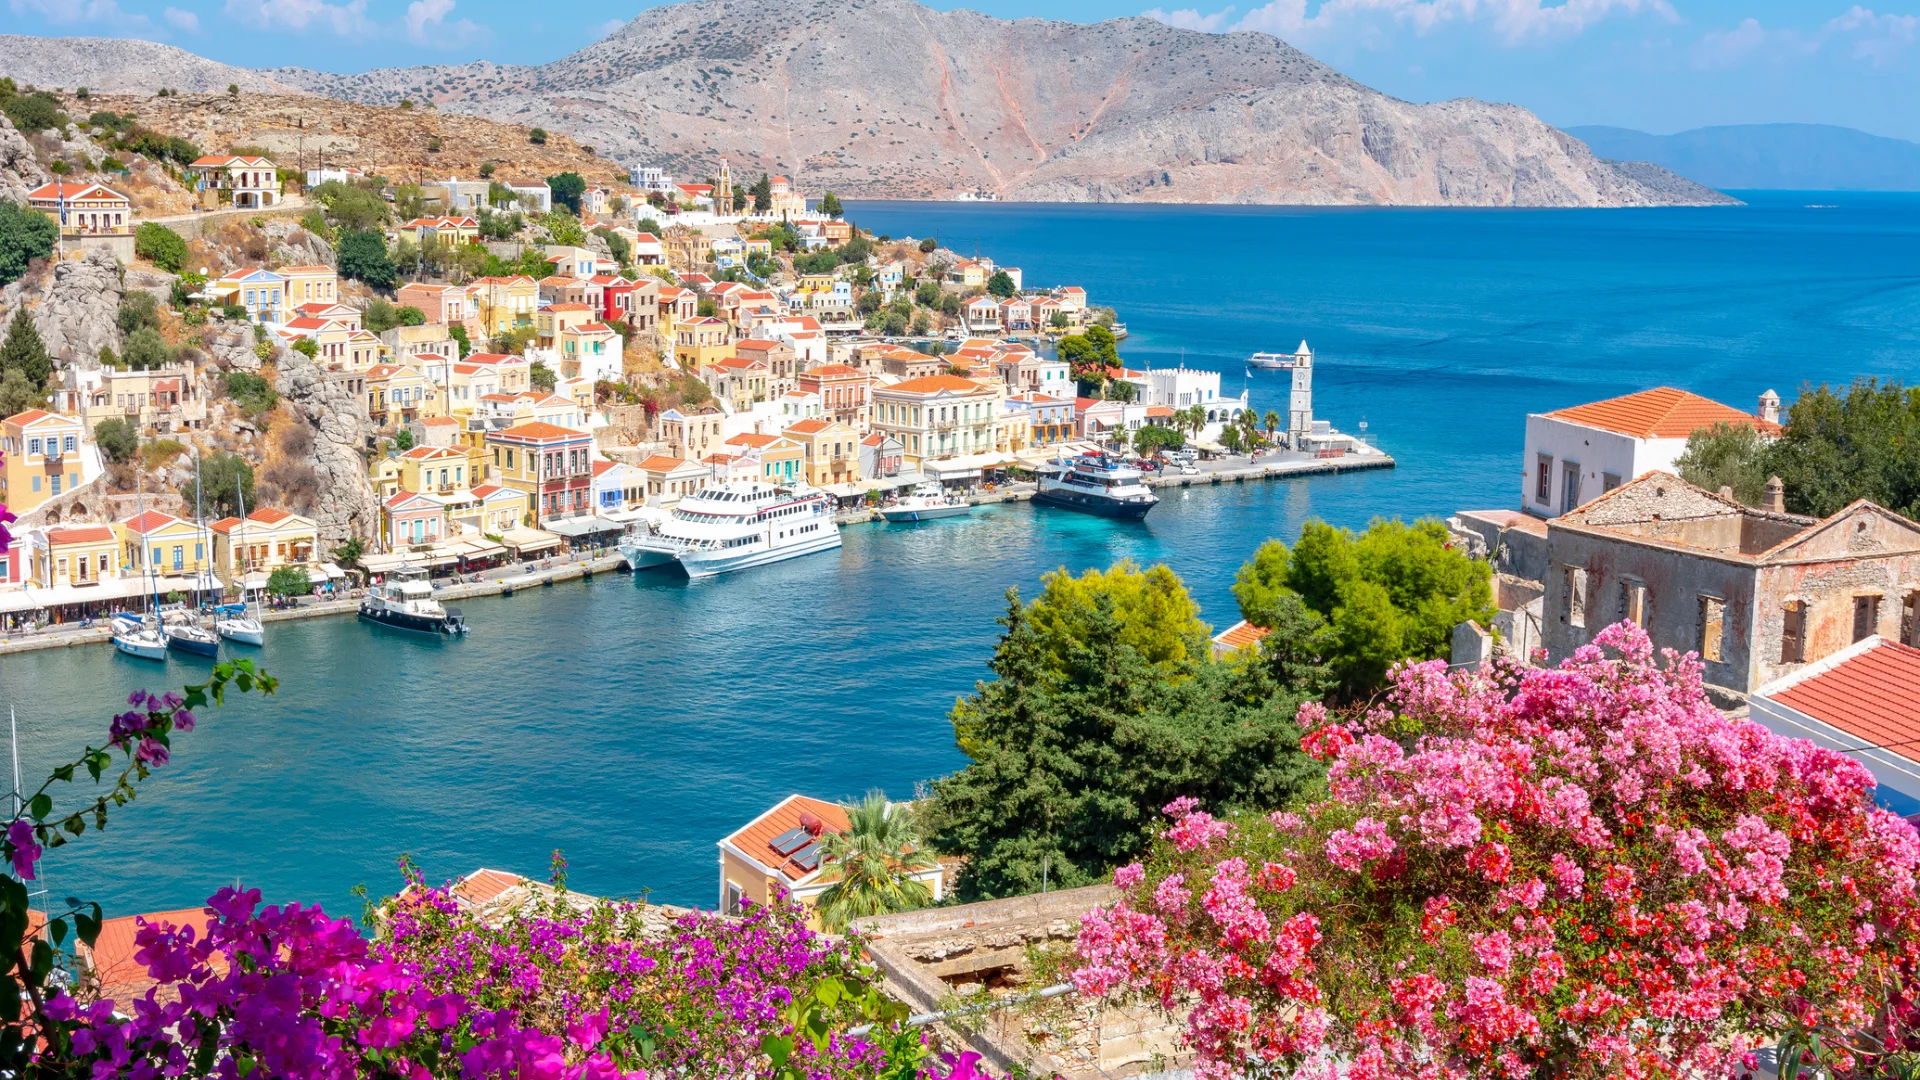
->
<box><xmin>248</xmin><ymin>507</ymin><xmax>294</xmax><ymax>524</ymax></box>
<box><xmin>209</xmin><ymin>516</ymin><xmax>242</xmax><ymax>534</ymax></box>
<box><xmin>1545</xmin><ymin>387</ymin><xmax>1782</xmax><ymax>440</ymax></box>
<box><xmin>784</xmin><ymin>418</ymin><xmax>832</xmax><ymax>434</ymax></box>
<box><xmin>723</xmin><ymin>794</ymin><xmax>851</xmax><ymax>883</ymax></box>
<box><xmin>47</xmin><ymin>525</ymin><xmax>115</xmax><ymax>544</ymax></box>
<box><xmin>544</xmin><ymin>303</ymin><xmax>592</xmax><ymax>312</ymax></box>
<box><xmin>494</xmin><ymin>421</ymin><xmax>586</xmax><ymax>440</ymax></box>
<box><xmin>451</xmin><ymin>868</ymin><xmax>526</xmax><ymax>905</ymax></box>
<box><xmin>726</xmin><ymin>432</ymin><xmax>777</xmax><ymax>448</ymax></box>
<box><xmin>802</xmin><ymin>364</ymin><xmax>863</xmax><ymax>378</ymax></box>
<box><xmin>885</xmin><ymin>375</ymin><xmax>984</xmax><ymax>395</ymax></box>
<box><xmin>1212</xmin><ymin>620</ymin><xmax>1272</xmax><ymax>651</ymax></box>
<box><xmin>1768</xmin><ymin>639</ymin><xmax>1920</xmax><ymax>753</ymax></box>
<box><xmin>637</xmin><ymin>454</ymin><xmax>689</xmax><ymax>471</ymax></box>
<box><xmin>84</xmin><ymin>908</ymin><xmax>221</xmax><ymax>1003</ymax></box>
<box><xmin>3</xmin><ymin>408</ymin><xmax>56</xmax><ymax>425</ymax></box>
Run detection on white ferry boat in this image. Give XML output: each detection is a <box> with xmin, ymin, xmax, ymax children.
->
<box><xmin>619</xmin><ymin>482</ymin><xmax>841</xmax><ymax>579</ymax></box>
<box><xmin>1248</xmin><ymin>340</ymin><xmax>1313</xmax><ymax>370</ymax></box>
<box><xmin>1034</xmin><ymin>454</ymin><xmax>1159</xmax><ymax>520</ymax></box>
<box><xmin>880</xmin><ymin>481</ymin><xmax>972</xmax><ymax>523</ymax></box>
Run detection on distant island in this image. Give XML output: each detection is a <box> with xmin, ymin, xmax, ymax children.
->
<box><xmin>1567</xmin><ymin>123</ymin><xmax>1920</xmax><ymax>192</ymax></box>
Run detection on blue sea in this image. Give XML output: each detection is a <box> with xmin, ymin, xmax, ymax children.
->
<box><xmin>4</xmin><ymin>191</ymin><xmax>1918</xmax><ymax>917</ymax></box>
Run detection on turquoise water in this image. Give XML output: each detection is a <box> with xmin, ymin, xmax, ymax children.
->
<box><xmin>5</xmin><ymin>192</ymin><xmax>1919</xmax><ymax>916</ymax></box>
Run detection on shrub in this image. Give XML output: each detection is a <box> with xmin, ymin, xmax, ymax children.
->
<box><xmin>1074</xmin><ymin>621</ymin><xmax>1920</xmax><ymax>1080</ymax></box>
<box><xmin>0</xmin><ymin>200</ymin><xmax>57</xmax><ymax>287</ymax></box>
<box><xmin>117</xmin><ymin>290</ymin><xmax>162</xmax><ymax>336</ymax></box>
<box><xmin>121</xmin><ymin>326</ymin><xmax>171</xmax><ymax>370</ymax></box>
<box><xmin>265</xmin><ymin>564</ymin><xmax>310</xmax><ymax>597</ymax></box>
<box><xmin>2</xmin><ymin>91</ymin><xmax>65</xmax><ymax>134</ymax></box>
<box><xmin>478</xmin><ymin>161</ymin><xmax>495</xmax><ymax>178</ymax></box>
<box><xmin>134</xmin><ymin>222</ymin><xmax>188</xmax><ymax>272</ymax></box>
<box><xmin>93</xmin><ymin>416</ymin><xmax>138</xmax><ymax>463</ymax></box>
<box><xmin>223</xmin><ymin>370</ymin><xmax>277</xmax><ymax>416</ymax></box>
<box><xmin>528</xmin><ymin>126</ymin><xmax>547</xmax><ymax>145</ymax></box>
<box><xmin>336</xmin><ymin>230</ymin><xmax>396</xmax><ymax>290</ymax></box>
<box><xmin>919</xmin><ymin>237</ymin><xmax>938</xmax><ymax>253</ymax></box>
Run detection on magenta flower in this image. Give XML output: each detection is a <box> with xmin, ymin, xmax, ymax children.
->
<box><xmin>7</xmin><ymin>819</ymin><xmax>40</xmax><ymax>881</ymax></box>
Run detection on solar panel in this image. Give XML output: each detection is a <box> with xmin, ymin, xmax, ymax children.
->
<box><xmin>789</xmin><ymin>842</ymin><xmax>824</xmax><ymax>871</ymax></box>
<box><xmin>768</xmin><ymin>827</ymin><xmax>811</xmax><ymax>856</ymax></box>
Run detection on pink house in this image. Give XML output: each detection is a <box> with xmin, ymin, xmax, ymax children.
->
<box><xmin>384</xmin><ymin>491</ymin><xmax>445</xmax><ymax>550</ymax></box>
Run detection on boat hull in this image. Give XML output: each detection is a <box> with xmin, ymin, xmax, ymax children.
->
<box><xmin>216</xmin><ymin>620</ymin><xmax>265</xmax><ymax>647</ymax></box>
<box><xmin>113</xmin><ymin>635</ymin><xmax>167</xmax><ymax>661</ymax></box>
<box><xmin>881</xmin><ymin>503</ymin><xmax>972</xmax><ymax>523</ymax></box>
<box><xmin>359</xmin><ymin>604</ymin><xmax>464</xmax><ymax>635</ymax></box>
<box><xmin>616</xmin><ymin>543</ymin><xmax>683</xmax><ymax>572</ymax></box>
<box><xmin>165</xmin><ymin>630</ymin><xmax>221</xmax><ymax>657</ymax></box>
<box><xmin>1033</xmin><ymin>487</ymin><xmax>1157</xmax><ymax>519</ymax></box>
<box><xmin>678</xmin><ymin>530</ymin><xmax>842</xmax><ymax>578</ymax></box>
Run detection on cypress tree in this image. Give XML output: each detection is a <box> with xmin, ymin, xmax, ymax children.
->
<box><xmin>0</xmin><ymin>308</ymin><xmax>52</xmax><ymax>390</ymax></box>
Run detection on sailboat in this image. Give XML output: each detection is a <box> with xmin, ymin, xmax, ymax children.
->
<box><xmin>165</xmin><ymin>449</ymin><xmax>220</xmax><ymax>658</ymax></box>
<box><xmin>112</xmin><ymin>470</ymin><xmax>168</xmax><ymax>662</ymax></box>
<box><xmin>215</xmin><ymin>479</ymin><xmax>265</xmax><ymax>646</ymax></box>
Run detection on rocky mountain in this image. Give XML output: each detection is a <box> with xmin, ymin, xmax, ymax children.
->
<box><xmin>1567</xmin><ymin>123</ymin><xmax>1920</xmax><ymax>192</ymax></box>
<box><xmin>1</xmin><ymin>0</ymin><xmax>1731</xmax><ymax>206</ymax></box>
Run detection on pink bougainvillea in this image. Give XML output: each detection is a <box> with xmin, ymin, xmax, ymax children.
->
<box><xmin>1071</xmin><ymin>622</ymin><xmax>1920</xmax><ymax>1080</ymax></box>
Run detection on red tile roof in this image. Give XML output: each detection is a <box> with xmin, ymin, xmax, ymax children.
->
<box><xmin>119</xmin><ymin>510</ymin><xmax>180</xmax><ymax>534</ymax></box>
<box><xmin>1768</xmin><ymin>639</ymin><xmax>1920</xmax><ymax>753</ymax></box>
<box><xmin>1545</xmin><ymin>387</ymin><xmax>1782</xmax><ymax>440</ymax></box>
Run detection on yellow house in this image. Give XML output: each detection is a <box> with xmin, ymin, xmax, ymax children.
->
<box><xmin>366</xmin><ymin>364</ymin><xmax>435</xmax><ymax>426</ymax></box>
<box><xmin>397</xmin><ymin>444</ymin><xmax>472</xmax><ymax>494</ymax></box>
<box><xmin>26</xmin><ymin>525</ymin><xmax>120</xmax><ymax>588</ymax></box>
<box><xmin>1</xmin><ymin>410</ymin><xmax>86</xmax><ymax>515</ymax></box>
<box><xmin>278</xmin><ymin>265</ymin><xmax>339</xmax><ymax>308</ymax></box>
<box><xmin>723</xmin><ymin>432</ymin><xmax>805</xmax><ymax>486</ymax></box>
<box><xmin>782</xmin><ymin>418</ymin><xmax>861</xmax><ymax>488</ymax></box>
<box><xmin>535</xmin><ymin>304</ymin><xmax>597</xmax><ymax>349</ymax></box>
<box><xmin>400</xmin><ymin>216</ymin><xmax>480</xmax><ymax>248</ymax></box>
<box><xmin>116</xmin><ymin>510</ymin><xmax>214</xmax><ymax>578</ymax></box>
<box><xmin>469</xmin><ymin>276</ymin><xmax>539</xmax><ymax>336</ymax></box>
<box><xmin>673</xmin><ymin>316</ymin><xmax>733</xmax><ymax>370</ymax></box>
<box><xmin>715</xmin><ymin>794</ymin><xmax>944</xmax><ymax>927</ymax></box>
<box><xmin>209</xmin><ymin>507</ymin><xmax>320</xmax><ymax>584</ymax></box>
<box><xmin>944</xmin><ymin>259</ymin><xmax>989</xmax><ymax>290</ymax></box>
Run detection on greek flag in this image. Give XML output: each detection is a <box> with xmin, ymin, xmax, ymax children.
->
<box><xmin>57</xmin><ymin>187</ymin><xmax>67</xmax><ymax>226</ymax></box>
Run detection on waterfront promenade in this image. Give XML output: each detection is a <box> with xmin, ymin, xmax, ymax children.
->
<box><xmin>0</xmin><ymin>449</ymin><xmax>1391</xmax><ymax>658</ymax></box>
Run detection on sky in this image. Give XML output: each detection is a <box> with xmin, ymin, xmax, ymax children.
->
<box><xmin>8</xmin><ymin>0</ymin><xmax>1920</xmax><ymax>141</ymax></box>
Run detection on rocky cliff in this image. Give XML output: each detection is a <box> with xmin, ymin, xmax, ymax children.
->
<box><xmin>0</xmin><ymin>249</ymin><xmax>123</xmax><ymax>365</ymax></box>
<box><xmin>1</xmin><ymin>0</ymin><xmax>1732</xmax><ymax>207</ymax></box>
<box><xmin>0</xmin><ymin>116</ymin><xmax>49</xmax><ymax>205</ymax></box>
<box><xmin>272</xmin><ymin>348</ymin><xmax>379</xmax><ymax>545</ymax></box>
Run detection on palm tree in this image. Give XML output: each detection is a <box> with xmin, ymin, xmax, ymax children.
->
<box><xmin>1263</xmin><ymin>409</ymin><xmax>1281</xmax><ymax>444</ymax></box>
<box><xmin>1183</xmin><ymin>404</ymin><xmax>1206</xmax><ymax>438</ymax></box>
<box><xmin>814</xmin><ymin>791</ymin><xmax>938</xmax><ymax>932</ymax></box>
<box><xmin>1238</xmin><ymin>409</ymin><xmax>1261</xmax><ymax>447</ymax></box>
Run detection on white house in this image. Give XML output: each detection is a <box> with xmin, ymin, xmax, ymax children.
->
<box><xmin>1521</xmin><ymin>387</ymin><xmax>1782</xmax><ymax>518</ymax></box>
<box><xmin>1750</xmin><ymin>636</ymin><xmax>1920</xmax><ymax>817</ymax></box>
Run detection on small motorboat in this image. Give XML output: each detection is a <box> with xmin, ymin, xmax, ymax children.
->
<box><xmin>880</xmin><ymin>482</ymin><xmax>973</xmax><ymax>523</ymax></box>
<box><xmin>113</xmin><ymin>623</ymin><xmax>168</xmax><ymax>661</ymax></box>
<box><xmin>166</xmin><ymin>622</ymin><xmax>221</xmax><ymax>657</ymax></box>
<box><xmin>109</xmin><ymin>612</ymin><xmax>144</xmax><ymax>637</ymax></box>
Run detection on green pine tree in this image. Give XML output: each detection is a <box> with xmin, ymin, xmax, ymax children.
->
<box><xmin>0</xmin><ymin>308</ymin><xmax>52</xmax><ymax>389</ymax></box>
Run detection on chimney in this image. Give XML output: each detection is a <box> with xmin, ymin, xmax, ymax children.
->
<box><xmin>1718</xmin><ymin>485</ymin><xmax>1735</xmax><ymax>502</ymax></box>
<box><xmin>1764</xmin><ymin>476</ymin><xmax>1786</xmax><ymax>514</ymax></box>
<box><xmin>1758</xmin><ymin>389</ymin><xmax>1780</xmax><ymax>425</ymax></box>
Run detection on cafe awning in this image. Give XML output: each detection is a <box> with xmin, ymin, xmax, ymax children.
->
<box><xmin>500</xmin><ymin>527</ymin><xmax>562</xmax><ymax>554</ymax></box>
<box><xmin>545</xmin><ymin>516</ymin><xmax>623</xmax><ymax>538</ymax></box>
<box><xmin>5</xmin><ymin>578</ymin><xmax>148</xmax><ymax>611</ymax></box>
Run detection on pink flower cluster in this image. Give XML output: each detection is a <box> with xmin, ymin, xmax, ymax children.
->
<box><xmin>1071</xmin><ymin>621</ymin><xmax>1920</xmax><ymax>1080</ymax></box>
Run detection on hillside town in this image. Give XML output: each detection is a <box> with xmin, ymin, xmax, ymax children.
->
<box><xmin>0</xmin><ymin>94</ymin><xmax>1356</xmax><ymax>635</ymax></box>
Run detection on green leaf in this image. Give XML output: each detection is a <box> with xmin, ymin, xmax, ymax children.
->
<box><xmin>50</xmin><ymin>765</ymin><xmax>73</xmax><ymax>782</ymax></box>
<box><xmin>194</xmin><ymin>1018</ymin><xmax>220</xmax><ymax>1073</ymax></box>
<box><xmin>761</xmin><ymin>1034</ymin><xmax>793</xmax><ymax>1068</ymax></box>
<box><xmin>61</xmin><ymin>815</ymin><xmax>85</xmax><ymax>837</ymax></box>
<box><xmin>47</xmin><ymin>918</ymin><xmax>66</xmax><ymax>947</ymax></box>
<box><xmin>236</xmin><ymin>1052</ymin><xmax>258</xmax><ymax>1078</ymax></box>
<box><xmin>816</xmin><ymin>976</ymin><xmax>843</xmax><ymax>1008</ymax></box>
<box><xmin>76</xmin><ymin>906</ymin><xmax>101</xmax><ymax>947</ymax></box>
<box><xmin>27</xmin><ymin>795</ymin><xmax>50</xmax><ymax>821</ymax></box>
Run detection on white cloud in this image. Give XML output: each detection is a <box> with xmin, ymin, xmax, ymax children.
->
<box><xmin>10</xmin><ymin>0</ymin><xmax>150</xmax><ymax>27</ymax></box>
<box><xmin>223</xmin><ymin>0</ymin><xmax>374</xmax><ymax>35</ymax></box>
<box><xmin>593</xmin><ymin>16</ymin><xmax>626</xmax><ymax>36</ymax></box>
<box><xmin>1826</xmin><ymin>5</ymin><xmax>1919</xmax><ymax>66</ymax></box>
<box><xmin>404</xmin><ymin>0</ymin><xmax>489</xmax><ymax>47</ymax></box>
<box><xmin>1140</xmin><ymin>5</ymin><xmax>1237</xmax><ymax>31</ymax></box>
<box><xmin>163</xmin><ymin>5</ymin><xmax>200</xmax><ymax>29</ymax></box>
<box><xmin>1687</xmin><ymin>6</ymin><xmax>1917</xmax><ymax>71</ymax></box>
<box><xmin>1151</xmin><ymin>0</ymin><xmax>1677</xmax><ymax>46</ymax></box>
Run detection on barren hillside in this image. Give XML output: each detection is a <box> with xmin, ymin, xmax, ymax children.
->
<box><xmin>69</xmin><ymin>91</ymin><xmax>628</xmax><ymax>187</ymax></box>
<box><xmin>1</xmin><ymin>0</ymin><xmax>1734</xmax><ymax>206</ymax></box>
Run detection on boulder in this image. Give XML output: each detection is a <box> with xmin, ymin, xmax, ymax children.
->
<box><xmin>262</xmin><ymin>218</ymin><xmax>336</xmax><ymax>269</ymax></box>
<box><xmin>0</xmin><ymin>248</ymin><xmax>124</xmax><ymax>366</ymax></box>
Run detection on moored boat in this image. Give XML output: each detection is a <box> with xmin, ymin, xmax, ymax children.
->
<box><xmin>880</xmin><ymin>482</ymin><xmax>973</xmax><ymax>523</ymax></box>
<box><xmin>166</xmin><ymin>622</ymin><xmax>221</xmax><ymax>657</ymax></box>
<box><xmin>619</xmin><ymin>482</ymin><xmax>840</xmax><ymax>579</ymax></box>
<box><xmin>1034</xmin><ymin>453</ymin><xmax>1159</xmax><ymax>520</ymax></box>
<box><xmin>112</xmin><ymin>622</ymin><xmax>168</xmax><ymax>661</ymax></box>
<box><xmin>359</xmin><ymin>567</ymin><xmax>469</xmax><ymax>635</ymax></box>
